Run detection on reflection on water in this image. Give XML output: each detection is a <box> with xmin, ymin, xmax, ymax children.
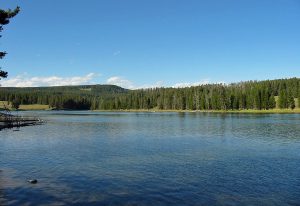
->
<box><xmin>1</xmin><ymin>111</ymin><xmax>300</xmax><ymax>205</ymax></box>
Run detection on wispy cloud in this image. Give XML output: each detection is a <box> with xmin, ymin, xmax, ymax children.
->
<box><xmin>106</xmin><ymin>76</ymin><xmax>165</xmax><ymax>89</ymax></box>
<box><xmin>137</xmin><ymin>81</ymin><xmax>164</xmax><ymax>89</ymax></box>
<box><xmin>106</xmin><ymin>76</ymin><xmax>134</xmax><ymax>89</ymax></box>
<box><xmin>172</xmin><ymin>79</ymin><xmax>211</xmax><ymax>88</ymax></box>
<box><xmin>105</xmin><ymin>77</ymin><xmax>224</xmax><ymax>89</ymax></box>
<box><xmin>1</xmin><ymin>73</ymin><xmax>99</xmax><ymax>87</ymax></box>
<box><xmin>1</xmin><ymin>73</ymin><xmax>224</xmax><ymax>89</ymax></box>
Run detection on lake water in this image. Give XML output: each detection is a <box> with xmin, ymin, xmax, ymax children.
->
<box><xmin>0</xmin><ymin>111</ymin><xmax>300</xmax><ymax>206</ymax></box>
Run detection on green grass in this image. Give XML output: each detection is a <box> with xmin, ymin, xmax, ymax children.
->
<box><xmin>205</xmin><ymin>108</ymin><xmax>300</xmax><ymax>114</ymax></box>
<box><xmin>19</xmin><ymin>104</ymin><xmax>50</xmax><ymax>110</ymax></box>
<box><xmin>0</xmin><ymin>101</ymin><xmax>50</xmax><ymax>110</ymax></box>
<box><xmin>0</xmin><ymin>101</ymin><xmax>10</xmax><ymax>110</ymax></box>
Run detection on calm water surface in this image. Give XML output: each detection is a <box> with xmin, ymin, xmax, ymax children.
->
<box><xmin>0</xmin><ymin>111</ymin><xmax>300</xmax><ymax>205</ymax></box>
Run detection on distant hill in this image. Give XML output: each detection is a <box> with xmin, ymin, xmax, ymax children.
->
<box><xmin>0</xmin><ymin>84</ymin><xmax>128</xmax><ymax>110</ymax></box>
<box><xmin>0</xmin><ymin>84</ymin><xmax>128</xmax><ymax>96</ymax></box>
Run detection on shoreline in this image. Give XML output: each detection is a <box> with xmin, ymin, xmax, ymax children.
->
<box><xmin>92</xmin><ymin>109</ymin><xmax>300</xmax><ymax>114</ymax></box>
<box><xmin>2</xmin><ymin>107</ymin><xmax>300</xmax><ymax>114</ymax></box>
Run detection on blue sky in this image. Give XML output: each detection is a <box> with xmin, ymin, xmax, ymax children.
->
<box><xmin>0</xmin><ymin>0</ymin><xmax>299</xmax><ymax>88</ymax></box>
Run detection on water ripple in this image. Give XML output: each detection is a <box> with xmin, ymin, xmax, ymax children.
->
<box><xmin>1</xmin><ymin>112</ymin><xmax>300</xmax><ymax>205</ymax></box>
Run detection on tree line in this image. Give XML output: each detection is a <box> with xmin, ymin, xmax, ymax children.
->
<box><xmin>0</xmin><ymin>78</ymin><xmax>299</xmax><ymax>110</ymax></box>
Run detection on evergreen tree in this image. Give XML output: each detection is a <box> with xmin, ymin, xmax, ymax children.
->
<box><xmin>288</xmin><ymin>95</ymin><xmax>295</xmax><ymax>110</ymax></box>
<box><xmin>278</xmin><ymin>89</ymin><xmax>287</xmax><ymax>109</ymax></box>
<box><xmin>268</xmin><ymin>94</ymin><xmax>276</xmax><ymax>109</ymax></box>
<box><xmin>0</xmin><ymin>6</ymin><xmax>20</xmax><ymax>80</ymax></box>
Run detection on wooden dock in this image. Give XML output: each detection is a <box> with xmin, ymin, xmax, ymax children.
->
<box><xmin>0</xmin><ymin>112</ymin><xmax>43</xmax><ymax>130</ymax></box>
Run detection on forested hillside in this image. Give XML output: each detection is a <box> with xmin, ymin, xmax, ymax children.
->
<box><xmin>0</xmin><ymin>78</ymin><xmax>299</xmax><ymax>110</ymax></box>
<box><xmin>0</xmin><ymin>85</ymin><xmax>128</xmax><ymax>110</ymax></box>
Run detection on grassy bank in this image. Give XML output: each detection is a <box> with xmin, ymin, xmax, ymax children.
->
<box><xmin>93</xmin><ymin>108</ymin><xmax>300</xmax><ymax>114</ymax></box>
<box><xmin>0</xmin><ymin>101</ymin><xmax>50</xmax><ymax>110</ymax></box>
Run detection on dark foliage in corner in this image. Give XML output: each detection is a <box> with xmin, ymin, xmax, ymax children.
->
<box><xmin>0</xmin><ymin>6</ymin><xmax>20</xmax><ymax>79</ymax></box>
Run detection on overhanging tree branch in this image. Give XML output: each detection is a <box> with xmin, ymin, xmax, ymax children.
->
<box><xmin>0</xmin><ymin>6</ymin><xmax>20</xmax><ymax>80</ymax></box>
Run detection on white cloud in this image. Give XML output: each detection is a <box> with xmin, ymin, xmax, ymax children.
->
<box><xmin>106</xmin><ymin>76</ymin><xmax>134</xmax><ymax>89</ymax></box>
<box><xmin>105</xmin><ymin>77</ymin><xmax>224</xmax><ymax>89</ymax></box>
<box><xmin>1</xmin><ymin>73</ymin><xmax>99</xmax><ymax>87</ymax></box>
<box><xmin>137</xmin><ymin>81</ymin><xmax>164</xmax><ymax>89</ymax></box>
<box><xmin>172</xmin><ymin>79</ymin><xmax>211</xmax><ymax>88</ymax></box>
<box><xmin>1</xmin><ymin>73</ymin><xmax>224</xmax><ymax>89</ymax></box>
<box><xmin>106</xmin><ymin>77</ymin><xmax>165</xmax><ymax>89</ymax></box>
